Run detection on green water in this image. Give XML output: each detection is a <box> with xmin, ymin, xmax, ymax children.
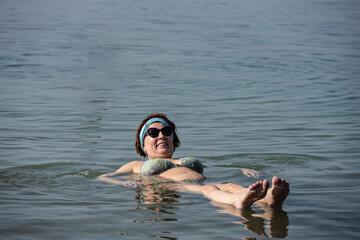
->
<box><xmin>1</xmin><ymin>0</ymin><xmax>360</xmax><ymax>239</ymax></box>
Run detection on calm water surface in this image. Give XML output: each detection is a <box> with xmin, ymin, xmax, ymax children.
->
<box><xmin>1</xmin><ymin>0</ymin><xmax>360</xmax><ymax>239</ymax></box>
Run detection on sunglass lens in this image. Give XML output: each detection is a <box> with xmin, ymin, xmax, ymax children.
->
<box><xmin>162</xmin><ymin>126</ymin><xmax>173</xmax><ymax>136</ymax></box>
<box><xmin>147</xmin><ymin>127</ymin><xmax>173</xmax><ymax>138</ymax></box>
<box><xmin>147</xmin><ymin>128</ymin><xmax>160</xmax><ymax>137</ymax></box>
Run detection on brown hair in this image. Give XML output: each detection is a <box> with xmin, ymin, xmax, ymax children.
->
<box><xmin>135</xmin><ymin>113</ymin><xmax>181</xmax><ymax>158</ymax></box>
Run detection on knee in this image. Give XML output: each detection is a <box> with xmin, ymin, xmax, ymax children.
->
<box><xmin>201</xmin><ymin>185</ymin><xmax>219</xmax><ymax>193</ymax></box>
<box><xmin>226</xmin><ymin>183</ymin><xmax>237</xmax><ymax>188</ymax></box>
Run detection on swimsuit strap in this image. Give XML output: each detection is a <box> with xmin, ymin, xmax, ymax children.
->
<box><xmin>140</xmin><ymin>158</ymin><xmax>176</xmax><ymax>177</ymax></box>
<box><xmin>181</xmin><ymin>157</ymin><xmax>204</xmax><ymax>174</ymax></box>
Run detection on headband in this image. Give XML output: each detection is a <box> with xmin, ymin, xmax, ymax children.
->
<box><xmin>139</xmin><ymin>117</ymin><xmax>171</xmax><ymax>150</ymax></box>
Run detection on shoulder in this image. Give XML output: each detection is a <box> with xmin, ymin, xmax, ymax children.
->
<box><xmin>180</xmin><ymin>157</ymin><xmax>200</xmax><ymax>163</ymax></box>
<box><xmin>130</xmin><ymin>161</ymin><xmax>145</xmax><ymax>173</ymax></box>
<box><xmin>115</xmin><ymin>160</ymin><xmax>145</xmax><ymax>174</ymax></box>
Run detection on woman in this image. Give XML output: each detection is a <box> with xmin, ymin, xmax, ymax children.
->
<box><xmin>97</xmin><ymin>113</ymin><xmax>289</xmax><ymax>209</ymax></box>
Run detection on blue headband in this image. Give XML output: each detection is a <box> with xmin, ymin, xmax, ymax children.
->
<box><xmin>139</xmin><ymin>117</ymin><xmax>171</xmax><ymax>150</ymax></box>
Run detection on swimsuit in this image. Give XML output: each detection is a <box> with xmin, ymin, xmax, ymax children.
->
<box><xmin>140</xmin><ymin>157</ymin><xmax>203</xmax><ymax>177</ymax></box>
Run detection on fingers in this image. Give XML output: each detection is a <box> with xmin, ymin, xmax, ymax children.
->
<box><xmin>252</xmin><ymin>170</ymin><xmax>263</xmax><ymax>179</ymax></box>
<box><xmin>122</xmin><ymin>180</ymin><xmax>143</xmax><ymax>188</ymax></box>
<box><xmin>242</xmin><ymin>168</ymin><xmax>263</xmax><ymax>179</ymax></box>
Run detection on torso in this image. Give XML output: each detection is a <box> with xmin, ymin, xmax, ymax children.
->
<box><xmin>140</xmin><ymin>157</ymin><xmax>203</xmax><ymax>177</ymax></box>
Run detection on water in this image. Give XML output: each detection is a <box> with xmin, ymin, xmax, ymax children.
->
<box><xmin>1</xmin><ymin>0</ymin><xmax>360</xmax><ymax>239</ymax></box>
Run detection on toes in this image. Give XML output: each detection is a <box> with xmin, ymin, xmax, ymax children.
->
<box><xmin>249</xmin><ymin>181</ymin><xmax>261</xmax><ymax>190</ymax></box>
<box><xmin>257</xmin><ymin>181</ymin><xmax>264</xmax><ymax>189</ymax></box>
<box><xmin>272</xmin><ymin>176</ymin><xmax>279</xmax><ymax>186</ymax></box>
<box><xmin>272</xmin><ymin>176</ymin><xmax>289</xmax><ymax>188</ymax></box>
<box><xmin>263</xmin><ymin>179</ymin><xmax>270</xmax><ymax>190</ymax></box>
<box><xmin>279</xmin><ymin>178</ymin><xmax>289</xmax><ymax>188</ymax></box>
<box><xmin>250</xmin><ymin>180</ymin><xmax>269</xmax><ymax>195</ymax></box>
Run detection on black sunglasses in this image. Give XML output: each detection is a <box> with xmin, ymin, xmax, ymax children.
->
<box><xmin>147</xmin><ymin>126</ymin><xmax>173</xmax><ymax>138</ymax></box>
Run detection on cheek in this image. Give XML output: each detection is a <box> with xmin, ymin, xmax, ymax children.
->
<box><xmin>169</xmin><ymin>139</ymin><xmax>175</xmax><ymax>149</ymax></box>
<box><xmin>143</xmin><ymin>138</ymin><xmax>154</xmax><ymax>150</ymax></box>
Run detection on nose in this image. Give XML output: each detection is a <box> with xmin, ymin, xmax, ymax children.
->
<box><xmin>158</xmin><ymin>131</ymin><xmax>165</xmax><ymax>139</ymax></box>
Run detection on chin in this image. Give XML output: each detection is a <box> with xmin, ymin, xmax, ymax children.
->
<box><xmin>158</xmin><ymin>151</ymin><xmax>173</xmax><ymax>158</ymax></box>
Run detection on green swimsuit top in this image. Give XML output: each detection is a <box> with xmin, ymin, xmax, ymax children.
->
<box><xmin>140</xmin><ymin>157</ymin><xmax>203</xmax><ymax>177</ymax></box>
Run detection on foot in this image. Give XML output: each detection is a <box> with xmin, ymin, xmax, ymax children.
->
<box><xmin>235</xmin><ymin>180</ymin><xmax>270</xmax><ymax>209</ymax></box>
<box><xmin>264</xmin><ymin>176</ymin><xmax>289</xmax><ymax>207</ymax></box>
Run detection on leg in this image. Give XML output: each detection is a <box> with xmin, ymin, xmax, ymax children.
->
<box><xmin>215</xmin><ymin>182</ymin><xmax>248</xmax><ymax>193</ymax></box>
<box><xmin>258</xmin><ymin>176</ymin><xmax>289</xmax><ymax>207</ymax></box>
<box><xmin>184</xmin><ymin>180</ymin><xmax>269</xmax><ymax>209</ymax></box>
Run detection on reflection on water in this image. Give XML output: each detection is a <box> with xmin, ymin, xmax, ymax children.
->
<box><xmin>213</xmin><ymin>201</ymin><xmax>288</xmax><ymax>239</ymax></box>
<box><xmin>132</xmin><ymin>181</ymin><xmax>289</xmax><ymax>239</ymax></box>
<box><xmin>136</xmin><ymin>185</ymin><xmax>181</xmax><ymax>205</ymax></box>
<box><xmin>134</xmin><ymin>185</ymin><xmax>180</xmax><ymax>240</ymax></box>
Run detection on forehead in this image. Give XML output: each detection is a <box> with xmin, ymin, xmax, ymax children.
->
<box><xmin>149</xmin><ymin>122</ymin><xmax>165</xmax><ymax>129</ymax></box>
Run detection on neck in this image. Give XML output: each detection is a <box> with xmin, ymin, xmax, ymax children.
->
<box><xmin>147</xmin><ymin>155</ymin><xmax>173</xmax><ymax>160</ymax></box>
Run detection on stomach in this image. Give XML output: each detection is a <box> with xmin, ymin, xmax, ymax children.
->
<box><xmin>159</xmin><ymin>167</ymin><xmax>206</xmax><ymax>182</ymax></box>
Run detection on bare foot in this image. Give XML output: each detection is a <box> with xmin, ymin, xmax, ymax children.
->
<box><xmin>235</xmin><ymin>180</ymin><xmax>270</xmax><ymax>209</ymax></box>
<box><xmin>264</xmin><ymin>176</ymin><xmax>289</xmax><ymax>207</ymax></box>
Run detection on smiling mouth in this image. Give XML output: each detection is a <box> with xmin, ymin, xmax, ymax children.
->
<box><xmin>157</xmin><ymin>142</ymin><xmax>168</xmax><ymax>147</ymax></box>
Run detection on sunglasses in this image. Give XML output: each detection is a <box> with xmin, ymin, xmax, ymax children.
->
<box><xmin>146</xmin><ymin>126</ymin><xmax>173</xmax><ymax>138</ymax></box>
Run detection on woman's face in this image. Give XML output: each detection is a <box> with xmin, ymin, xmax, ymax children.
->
<box><xmin>143</xmin><ymin>122</ymin><xmax>174</xmax><ymax>159</ymax></box>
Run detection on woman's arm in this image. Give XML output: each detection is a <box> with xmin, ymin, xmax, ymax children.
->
<box><xmin>114</xmin><ymin>160</ymin><xmax>144</xmax><ymax>174</ymax></box>
<box><xmin>97</xmin><ymin>161</ymin><xmax>144</xmax><ymax>187</ymax></box>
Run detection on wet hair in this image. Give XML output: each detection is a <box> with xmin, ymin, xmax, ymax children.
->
<box><xmin>135</xmin><ymin>113</ymin><xmax>181</xmax><ymax>158</ymax></box>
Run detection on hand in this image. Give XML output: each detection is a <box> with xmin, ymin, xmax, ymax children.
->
<box><xmin>241</xmin><ymin>168</ymin><xmax>263</xmax><ymax>179</ymax></box>
<box><xmin>121</xmin><ymin>180</ymin><xmax>143</xmax><ymax>188</ymax></box>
